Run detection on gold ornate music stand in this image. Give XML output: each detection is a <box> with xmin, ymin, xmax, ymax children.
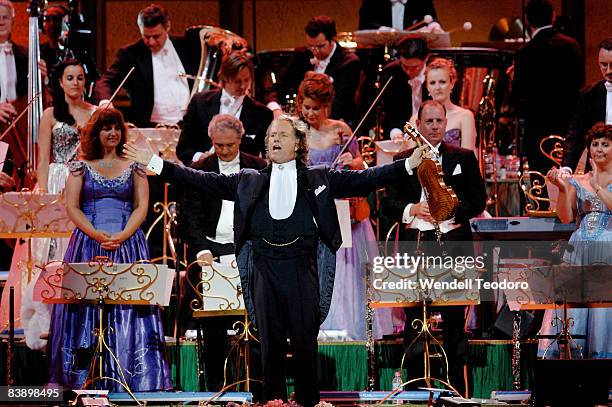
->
<box><xmin>128</xmin><ymin>125</ymin><xmax>182</xmax><ymax>266</ymax></box>
<box><xmin>37</xmin><ymin>257</ymin><xmax>174</xmax><ymax>405</ymax></box>
<box><xmin>186</xmin><ymin>257</ymin><xmax>261</xmax><ymax>392</ymax></box>
<box><xmin>368</xmin><ymin>238</ymin><xmax>479</xmax><ymax>398</ymax></box>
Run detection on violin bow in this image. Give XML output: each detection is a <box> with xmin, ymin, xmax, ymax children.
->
<box><xmin>104</xmin><ymin>66</ymin><xmax>136</xmax><ymax>108</ymax></box>
<box><xmin>330</xmin><ymin>75</ymin><xmax>394</xmax><ymax>168</ymax></box>
<box><xmin>0</xmin><ymin>92</ymin><xmax>42</xmax><ymax>142</ymax></box>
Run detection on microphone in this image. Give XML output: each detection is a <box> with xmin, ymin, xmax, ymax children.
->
<box><xmin>446</xmin><ymin>21</ymin><xmax>473</xmax><ymax>34</ymax></box>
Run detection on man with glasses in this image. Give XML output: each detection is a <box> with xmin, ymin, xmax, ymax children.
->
<box><xmin>264</xmin><ymin>15</ymin><xmax>361</xmax><ymax>126</ymax></box>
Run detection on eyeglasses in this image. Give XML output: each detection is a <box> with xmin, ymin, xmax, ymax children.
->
<box><xmin>308</xmin><ymin>42</ymin><xmax>329</xmax><ymax>51</ymax></box>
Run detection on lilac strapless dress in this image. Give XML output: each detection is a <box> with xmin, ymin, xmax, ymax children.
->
<box><xmin>443</xmin><ymin>128</ymin><xmax>461</xmax><ymax>147</ymax></box>
<box><xmin>309</xmin><ymin>143</ymin><xmax>393</xmax><ymax>340</ymax></box>
<box><xmin>47</xmin><ymin>161</ymin><xmax>172</xmax><ymax>392</ymax></box>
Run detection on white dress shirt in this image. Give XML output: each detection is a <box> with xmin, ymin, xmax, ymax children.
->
<box><xmin>0</xmin><ymin>42</ymin><xmax>17</xmax><ymax>103</ymax></box>
<box><xmin>269</xmin><ymin>160</ymin><xmax>298</xmax><ymax>219</ymax></box>
<box><xmin>401</xmin><ymin>144</ymin><xmax>460</xmax><ymax>234</ymax></box>
<box><xmin>206</xmin><ymin>154</ymin><xmax>240</xmax><ymax>245</ymax></box>
<box><xmin>312</xmin><ymin>42</ymin><xmax>337</xmax><ymax>74</ymax></box>
<box><xmin>391</xmin><ymin>0</ymin><xmax>408</xmax><ymax>30</ymax></box>
<box><xmin>150</xmin><ymin>39</ymin><xmax>190</xmax><ymax>125</ymax></box>
<box><xmin>219</xmin><ymin>88</ymin><xmax>245</xmax><ymax>118</ymax></box>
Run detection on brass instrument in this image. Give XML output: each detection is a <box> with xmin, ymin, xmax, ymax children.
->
<box><xmin>477</xmin><ymin>74</ymin><xmax>499</xmax><ymax>215</ymax></box>
<box><xmin>187</xmin><ymin>26</ymin><xmax>248</xmax><ymax>97</ymax></box>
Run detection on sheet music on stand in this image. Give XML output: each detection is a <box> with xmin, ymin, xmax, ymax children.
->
<box><xmin>0</xmin><ymin>192</ymin><xmax>73</xmax><ymax>238</ymax></box>
<box><xmin>127</xmin><ymin>125</ymin><xmax>181</xmax><ymax>165</ymax></box>
<box><xmin>368</xmin><ymin>241</ymin><xmax>480</xmax><ymax>308</ymax></box>
<box><xmin>498</xmin><ymin>260</ymin><xmax>612</xmax><ymax>310</ymax></box>
<box><xmin>34</xmin><ymin>259</ymin><xmax>175</xmax><ymax>306</ymax></box>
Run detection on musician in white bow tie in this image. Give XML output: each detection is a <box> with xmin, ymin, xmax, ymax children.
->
<box><xmin>177</xmin><ymin>51</ymin><xmax>273</xmax><ymax>165</ymax></box>
<box><xmin>95</xmin><ymin>4</ymin><xmax>199</xmax><ymax>127</ymax></box>
<box><xmin>358</xmin><ymin>0</ymin><xmax>441</xmax><ymax>31</ymax></box>
<box><xmin>125</xmin><ymin>115</ymin><xmax>426</xmax><ymax>407</ymax></box>
<box><xmin>562</xmin><ymin>37</ymin><xmax>612</xmax><ymax>174</ymax></box>
<box><xmin>0</xmin><ymin>0</ymin><xmax>27</xmax><ymax>125</ymax></box>
<box><xmin>179</xmin><ymin>114</ymin><xmax>266</xmax><ymax>393</ymax></box>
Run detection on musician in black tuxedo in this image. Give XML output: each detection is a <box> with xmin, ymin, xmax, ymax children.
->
<box><xmin>176</xmin><ymin>52</ymin><xmax>272</xmax><ymax>165</ymax></box>
<box><xmin>358</xmin><ymin>0</ymin><xmax>439</xmax><ymax>31</ymax></box>
<box><xmin>380</xmin><ymin>36</ymin><xmax>430</xmax><ymax>139</ymax></box>
<box><xmin>562</xmin><ymin>37</ymin><xmax>612</xmax><ymax>172</ymax></box>
<box><xmin>125</xmin><ymin>115</ymin><xmax>425</xmax><ymax>407</ymax></box>
<box><xmin>95</xmin><ymin>4</ymin><xmax>199</xmax><ymax>127</ymax></box>
<box><xmin>382</xmin><ymin>101</ymin><xmax>486</xmax><ymax>394</ymax></box>
<box><xmin>180</xmin><ymin>114</ymin><xmax>266</xmax><ymax>391</ymax></box>
<box><xmin>511</xmin><ymin>0</ymin><xmax>583</xmax><ymax>175</ymax></box>
<box><xmin>0</xmin><ymin>0</ymin><xmax>27</xmax><ymax>124</ymax></box>
<box><xmin>263</xmin><ymin>16</ymin><xmax>361</xmax><ymax>126</ymax></box>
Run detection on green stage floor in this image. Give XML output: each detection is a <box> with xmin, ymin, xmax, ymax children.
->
<box><xmin>0</xmin><ymin>339</ymin><xmax>537</xmax><ymax>399</ymax></box>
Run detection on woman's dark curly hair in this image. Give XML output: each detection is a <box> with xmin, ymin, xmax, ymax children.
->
<box><xmin>80</xmin><ymin>108</ymin><xmax>127</xmax><ymax>160</ymax></box>
<box><xmin>296</xmin><ymin>71</ymin><xmax>334</xmax><ymax>114</ymax></box>
<box><xmin>51</xmin><ymin>59</ymin><xmax>85</xmax><ymax>126</ymax></box>
<box><xmin>265</xmin><ymin>115</ymin><xmax>309</xmax><ymax>166</ymax></box>
<box><xmin>586</xmin><ymin>123</ymin><xmax>612</xmax><ymax>147</ymax></box>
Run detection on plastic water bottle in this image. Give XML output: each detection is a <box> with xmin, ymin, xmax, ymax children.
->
<box><xmin>391</xmin><ymin>371</ymin><xmax>403</xmax><ymax>404</ymax></box>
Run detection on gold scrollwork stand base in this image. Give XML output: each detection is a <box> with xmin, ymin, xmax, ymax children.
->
<box><xmin>80</xmin><ymin>296</ymin><xmax>142</xmax><ymax>406</ymax></box>
<box><xmin>399</xmin><ymin>300</ymin><xmax>462</xmax><ymax>397</ymax></box>
<box><xmin>223</xmin><ymin>313</ymin><xmax>262</xmax><ymax>392</ymax></box>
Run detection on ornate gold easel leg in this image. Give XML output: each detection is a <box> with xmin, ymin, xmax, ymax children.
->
<box><xmin>222</xmin><ymin>313</ymin><xmax>261</xmax><ymax>393</ymax></box>
<box><xmin>82</xmin><ymin>302</ymin><xmax>142</xmax><ymax>406</ymax></box>
<box><xmin>146</xmin><ymin>182</ymin><xmax>177</xmax><ymax>265</ymax></box>
<box><xmin>400</xmin><ymin>301</ymin><xmax>455</xmax><ymax>395</ymax></box>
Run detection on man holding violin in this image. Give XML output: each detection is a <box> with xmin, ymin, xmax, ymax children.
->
<box><xmin>382</xmin><ymin>100</ymin><xmax>486</xmax><ymax>395</ymax></box>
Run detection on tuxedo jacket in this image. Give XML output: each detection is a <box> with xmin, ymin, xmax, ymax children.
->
<box><xmin>0</xmin><ymin>42</ymin><xmax>27</xmax><ymax>100</ymax></box>
<box><xmin>380</xmin><ymin>60</ymin><xmax>430</xmax><ymax>137</ymax></box>
<box><xmin>358</xmin><ymin>0</ymin><xmax>438</xmax><ymax>30</ymax></box>
<box><xmin>382</xmin><ymin>142</ymin><xmax>485</xmax><ymax>240</ymax></box>
<box><xmin>512</xmin><ymin>28</ymin><xmax>583</xmax><ymax>138</ymax></box>
<box><xmin>181</xmin><ymin>152</ymin><xmax>267</xmax><ymax>260</ymax></box>
<box><xmin>176</xmin><ymin>89</ymin><xmax>273</xmax><ymax>165</ymax></box>
<box><xmin>94</xmin><ymin>36</ymin><xmax>199</xmax><ymax>127</ymax></box>
<box><xmin>263</xmin><ymin>44</ymin><xmax>361</xmax><ymax>125</ymax></box>
<box><xmin>159</xmin><ymin>158</ymin><xmax>409</xmax><ymax>326</ymax></box>
<box><xmin>562</xmin><ymin>80</ymin><xmax>607</xmax><ymax>170</ymax></box>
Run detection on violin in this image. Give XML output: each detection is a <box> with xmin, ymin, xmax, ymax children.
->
<box><xmin>403</xmin><ymin>122</ymin><xmax>458</xmax><ymax>222</ymax></box>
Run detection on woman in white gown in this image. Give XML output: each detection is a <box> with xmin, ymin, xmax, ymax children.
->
<box><xmin>0</xmin><ymin>59</ymin><xmax>96</xmax><ymax>349</ymax></box>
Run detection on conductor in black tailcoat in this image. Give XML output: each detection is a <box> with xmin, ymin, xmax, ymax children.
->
<box><xmin>125</xmin><ymin>115</ymin><xmax>426</xmax><ymax>407</ymax></box>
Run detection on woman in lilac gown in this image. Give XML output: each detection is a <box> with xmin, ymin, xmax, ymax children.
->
<box><xmin>297</xmin><ymin>72</ymin><xmax>394</xmax><ymax>340</ymax></box>
<box><xmin>47</xmin><ymin>108</ymin><xmax>172</xmax><ymax>392</ymax></box>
